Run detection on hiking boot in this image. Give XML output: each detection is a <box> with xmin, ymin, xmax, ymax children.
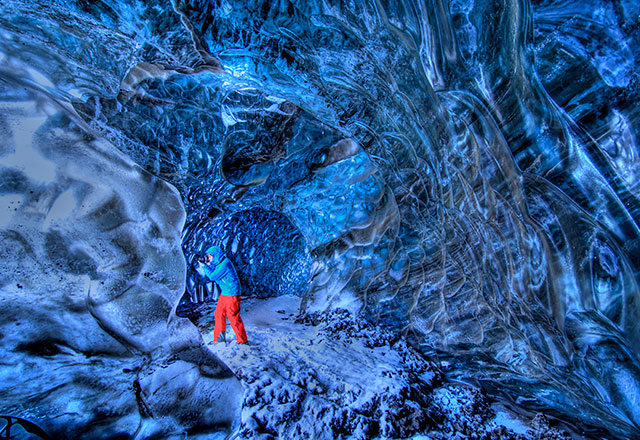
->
<box><xmin>207</xmin><ymin>332</ymin><xmax>226</xmax><ymax>345</ymax></box>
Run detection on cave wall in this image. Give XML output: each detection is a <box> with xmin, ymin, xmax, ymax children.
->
<box><xmin>0</xmin><ymin>79</ymin><xmax>242</xmax><ymax>438</ymax></box>
<box><xmin>2</xmin><ymin>0</ymin><xmax>640</xmax><ymax>438</ymax></box>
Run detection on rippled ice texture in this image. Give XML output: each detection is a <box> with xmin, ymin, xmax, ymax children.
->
<box><xmin>0</xmin><ymin>80</ymin><xmax>243</xmax><ymax>438</ymax></box>
<box><xmin>2</xmin><ymin>0</ymin><xmax>640</xmax><ymax>438</ymax></box>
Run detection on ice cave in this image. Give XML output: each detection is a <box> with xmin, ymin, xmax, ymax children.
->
<box><xmin>1</xmin><ymin>0</ymin><xmax>640</xmax><ymax>439</ymax></box>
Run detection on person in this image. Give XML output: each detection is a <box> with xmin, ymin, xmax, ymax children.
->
<box><xmin>198</xmin><ymin>245</ymin><xmax>248</xmax><ymax>345</ymax></box>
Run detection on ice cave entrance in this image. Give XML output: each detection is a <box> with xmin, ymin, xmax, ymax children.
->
<box><xmin>177</xmin><ymin>207</ymin><xmax>312</xmax><ymax>323</ymax></box>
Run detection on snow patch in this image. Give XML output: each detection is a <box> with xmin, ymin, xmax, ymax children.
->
<box><xmin>202</xmin><ymin>296</ymin><xmax>569</xmax><ymax>439</ymax></box>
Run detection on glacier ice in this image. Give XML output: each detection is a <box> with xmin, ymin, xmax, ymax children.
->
<box><xmin>2</xmin><ymin>0</ymin><xmax>640</xmax><ymax>438</ymax></box>
<box><xmin>0</xmin><ymin>81</ymin><xmax>242</xmax><ymax>438</ymax></box>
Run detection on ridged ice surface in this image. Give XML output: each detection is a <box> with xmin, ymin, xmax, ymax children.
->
<box><xmin>0</xmin><ymin>79</ymin><xmax>242</xmax><ymax>438</ymax></box>
<box><xmin>182</xmin><ymin>207</ymin><xmax>312</xmax><ymax>305</ymax></box>
<box><xmin>2</xmin><ymin>0</ymin><xmax>640</xmax><ymax>438</ymax></box>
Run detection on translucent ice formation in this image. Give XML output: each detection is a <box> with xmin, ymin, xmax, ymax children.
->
<box><xmin>0</xmin><ymin>78</ymin><xmax>242</xmax><ymax>438</ymax></box>
<box><xmin>2</xmin><ymin>0</ymin><xmax>640</xmax><ymax>438</ymax></box>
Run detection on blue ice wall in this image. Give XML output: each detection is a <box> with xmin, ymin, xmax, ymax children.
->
<box><xmin>182</xmin><ymin>207</ymin><xmax>312</xmax><ymax>303</ymax></box>
<box><xmin>2</xmin><ymin>0</ymin><xmax>640</xmax><ymax>438</ymax></box>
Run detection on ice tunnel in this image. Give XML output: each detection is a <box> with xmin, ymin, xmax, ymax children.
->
<box><xmin>178</xmin><ymin>207</ymin><xmax>312</xmax><ymax>321</ymax></box>
<box><xmin>2</xmin><ymin>0</ymin><xmax>640</xmax><ymax>439</ymax></box>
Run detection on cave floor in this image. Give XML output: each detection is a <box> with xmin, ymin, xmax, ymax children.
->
<box><xmin>203</xmin><ymin>296</ymin><xmax>540</xmax><ymax>440</ymax></box>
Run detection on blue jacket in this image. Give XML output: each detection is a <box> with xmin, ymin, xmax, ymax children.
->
<box><xmin>202</xmin><ymin>246</ymin><xmax>242</xmax><ymax>297</ymax></box>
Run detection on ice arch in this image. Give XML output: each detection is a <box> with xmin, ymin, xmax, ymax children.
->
<box><xmin>2</xmin><ymin>0</ymin><xmax>640</xmax><ymax>438</ymax></box>
<box><xmin>178</xmin><ymin>207</ymin><xmax>312</xmax><ymax>319</ymax></box>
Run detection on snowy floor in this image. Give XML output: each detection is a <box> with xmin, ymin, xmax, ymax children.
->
<box><xmin>203</xmin><ymin>295</ymin><xmax>569</xmax><ymax>440</ymax></box>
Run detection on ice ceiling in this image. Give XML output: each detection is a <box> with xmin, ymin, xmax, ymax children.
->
<box><xmin>1</xmin><ymin>0</ymin><xmax>640</xmax><ymax>439</ymax></box>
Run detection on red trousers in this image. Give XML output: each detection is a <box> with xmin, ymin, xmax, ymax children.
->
<box><xmin>214</xmin><ymin>295</ymin><xmax>248</xmax><ymax>343</ymax></box>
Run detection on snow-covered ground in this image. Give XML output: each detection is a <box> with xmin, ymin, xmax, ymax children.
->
<box><xmin>203</xmin><ymin>295</ymin><xmax>571</xmax><ymax>440</ymax></box>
